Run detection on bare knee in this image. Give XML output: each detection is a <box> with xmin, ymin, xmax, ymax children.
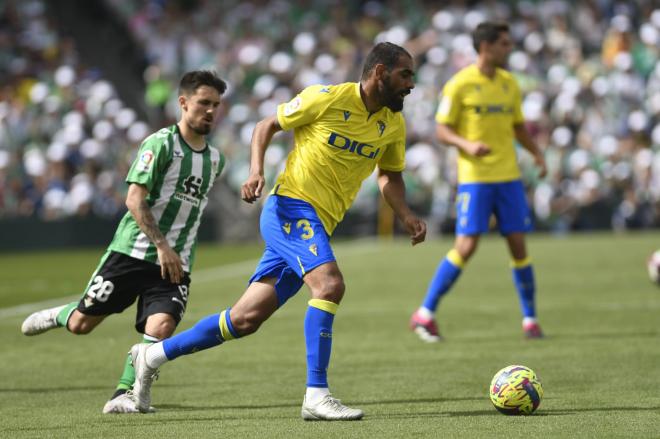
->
<box><xmin>145</xmin><ymin>314</ymin><xmax>177</xmax><ymax>339</ymax></box>
<box><xmin>66</xmin><ymin>319</ymin><xmax>96</xmax><ymax>335</ymax></box>
<box><xmin>455</xmin><ymin>236</ymin><xmax>479</xmax><ymax>261</ymax></box>
<box><xmin>67</xmin><ymin>312</ymin><xmax>101</xmax><ymax>334</ymax></box>
<box><xmin>311</xmin><ymin>274</ymin><xmax>345</xmax><ymax>304</ymax></box>
<box><xmin>227</xmin><ymin>280</ymin><xmax>279</xmax><ymax>337</ymax></box>
<box><xmin>67</xmin><ymin>321</ymin><xmax>94</xmax><ymax>334</ymax></box>
<box><xmin>230</xmin><ymin>308</ymin><xmax>266</xmax><ymax>336</ymax></box>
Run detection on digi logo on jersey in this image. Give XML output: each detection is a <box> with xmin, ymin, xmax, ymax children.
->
<box><xmin>472</xmin><ymin>104</ymin><xmax>513</xmax><ymax>114</ymax></box>
<box><xmin>327</xmin><ymin>132</ymin><xmax>380</xmax><ymax>159</ymax></box>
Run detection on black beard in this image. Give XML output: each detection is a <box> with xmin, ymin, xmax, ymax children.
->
<box><xmin>385</xmin><ymin>95</ymin><xmax>404</xmax><ymax>112</ymax></box>
<box><xmin>381</xmin><ymin>76</ymin><xmax>405</xmax><ymax>112</ymax></box>
<box><xmin>191</xmin><ymin>123</ymin><xmax>211</xmax><ymax>135</ymax></box>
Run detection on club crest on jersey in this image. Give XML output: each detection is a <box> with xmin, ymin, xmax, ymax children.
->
<box><xmin>136</xmin><ymin>150</ymin><xmax>154</xmax><ymax>172</ymax></box>
<box><xmin>377</xmin><ymin>120</ymin><xmax>386</xmax><ymax>137</ymax></box>
<box><xmin>343</xmin><ymin>110</ymin><xmax>351</xmax><ymax>121</ymax></box>
<box><xmin>283</xmin><ymin>96</ymin><xmax>301</xmax><ymax>116</ymax></box>
<box><xmin>309</xmin><ymin>243</ymin><xmax>318</xmax><ymax>256</ymax></box>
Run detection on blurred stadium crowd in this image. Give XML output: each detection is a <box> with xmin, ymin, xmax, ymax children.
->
<box><xmin>1</xmin><ymin>0</ymin><xmax>660</xmax><ymax>234</ymax></box>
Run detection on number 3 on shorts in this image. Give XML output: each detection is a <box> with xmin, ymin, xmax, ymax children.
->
<box><xmin>296</xmin><ymin>219</ymin><xmax>314</xmax><ymax>240</ymax></box>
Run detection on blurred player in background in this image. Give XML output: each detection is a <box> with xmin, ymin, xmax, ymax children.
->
<box><xmin>410</xmin><ymin>22</ymin><xmax>547</xmax><ymax>342</ymax></box>
<box><xmin>129</xmin><ymin>42</ymin><xmax>426</xmax><ymax>421</ymax></box>
<box><xmin>20</xmin><ymin>70</ymin><xmax>227</xmax><ymax>413</ymax></box>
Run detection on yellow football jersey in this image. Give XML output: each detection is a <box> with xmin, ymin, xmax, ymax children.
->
<box><xmin>436</xmin><ymin>64</ymin><xmax>524</xmax><ymax>183</ymax></box>
<box><xmin>274</xmin><ymin>82</ymin><xmax>406</xmax><ymax>235</ymax></box>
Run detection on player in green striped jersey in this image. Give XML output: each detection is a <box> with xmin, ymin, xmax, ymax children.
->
<box><xmin>20</xmin><ymin>70</ymin><xmax>227</xmax><ymax>414</ymax></box>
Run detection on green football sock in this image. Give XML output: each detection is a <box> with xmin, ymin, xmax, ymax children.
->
<box><xmin>55</xmin><ymin>302</ymin><xmax>78</xmax><ymax>327</ymax></box>
<box><xmin>114</xmin><ymin>335</ymin><xmax>158</xmax><ymax>392</ymax></box>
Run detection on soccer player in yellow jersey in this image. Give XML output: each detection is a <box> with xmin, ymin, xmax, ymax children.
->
<box><xmin>129</xmin><ymin>43</ymin><xmax>426</xmax><ymax>420</ymax></box>
<box><xmin>410</xmin><ymin>22</ymin><xmax>547</xmax><ymax>342</ymax></box>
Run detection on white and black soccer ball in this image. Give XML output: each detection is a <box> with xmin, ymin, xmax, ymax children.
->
<box><xmin>648</xmin><ymin>250</ymin><xmax>660</xmax><ymax>285</ymax></box>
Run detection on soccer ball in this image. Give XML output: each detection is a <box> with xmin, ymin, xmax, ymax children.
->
<box><xmin>647</xmin><ymin>250</ymin><xmax>660</xmax><ymax>284</ymax></box>
<box><xmin>490</xmin><ymin>365</ymin><xmax>543</xmax><ymax>415</ymax></box>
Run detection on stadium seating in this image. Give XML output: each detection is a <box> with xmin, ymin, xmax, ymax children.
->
<box><xmin>1</xmin><ymin>0</ymin><xmax>659</xmax><ymax>234</ymax></box>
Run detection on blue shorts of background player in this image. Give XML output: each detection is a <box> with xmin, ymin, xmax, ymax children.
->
<box><xmin>410</xmin><ymin>178</ymin><xmax>542</xmax><ymax>342</ymax></box>
<box><xmin>249</xmin><ymin>195</ymin><xmax>337</xmax><ymax>306</ymax></box>
<box><xmin>455</xmin><ymin>180</ymin><xmax>533</xmax><ymax>235</ymax></box>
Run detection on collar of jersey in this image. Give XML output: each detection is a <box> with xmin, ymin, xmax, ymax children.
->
<box><xmin>470</xmin><ymin>63</ymin><xmax>503</xmax><ymax>82</ymax></box>
<box><xmin>353</xmin><ymin>82</ymin><xmax>390</xmax><ymax>119</ymax></box>
<box><xmin>175</xmin><ymin>123</ymin><xmax>209</xmax><ymax>154</ymax></box>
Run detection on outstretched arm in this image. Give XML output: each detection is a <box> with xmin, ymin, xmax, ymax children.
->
<box><xmin>125</xmin><ymin>183</ymin><xmax>183</xmax><ymax>283</ymax></box>
<box><xmin>377</xmin><ymin>169</ymin><xmax>427</xmax><ymax>246</ymax></box>
<box><xmin>241</xmin><ymin>115</ymin><xmax>282</xmax><ymax>203</ymax></box>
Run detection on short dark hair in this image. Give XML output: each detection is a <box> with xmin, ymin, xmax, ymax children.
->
<box><xmin>472</xmin><ymin>22</ymin><xmax>510</xmax><ymax>53</ymax></box>
<box><xmin>179</xmin><ymin>70</ymin><xmax>227</xmax><ymax>96</ymax></box>
<box><xmin>361</xmin><ymin>42</ymin><xmax>412</xmax><ymax>80</ymax></box>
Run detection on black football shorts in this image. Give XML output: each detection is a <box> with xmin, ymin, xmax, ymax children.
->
<box><xmin>76</xmin><ymin>251</ymin><xmax>191</xmax><ymax>333</ymax></box>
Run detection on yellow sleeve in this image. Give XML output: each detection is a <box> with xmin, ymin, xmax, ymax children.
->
<box><xmin>511</xmin><ymin>78</ymin><xmax>525</xmax><ymax>125</ymax></box>
<box><xmin>378</xmin><ymin>119</ymin><xmax>406</xmax><ymax>172</ymax></box>
<box><xmin>435</xmin><ymin>78</ymin><xmax>462</xmax><ymax>125</ymax></box>
<box><xmin>277</xmin><ymin>85</ymin><xmax>334</xmax><ymax>131</ymax></box>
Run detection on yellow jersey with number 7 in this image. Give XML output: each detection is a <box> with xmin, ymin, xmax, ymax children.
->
<box><xmin>436</xmin><ymin>64</ymin><xmax>524</xmax><ymax>183</ymax></box>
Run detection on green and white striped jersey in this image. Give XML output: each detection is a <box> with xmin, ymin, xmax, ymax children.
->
<box><xmin>108</xmin><ymin>124</ymin><xmax>225</xmax><ymax>272</ymax></box>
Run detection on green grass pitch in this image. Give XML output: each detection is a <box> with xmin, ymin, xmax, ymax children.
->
<box><xmin>1</xmin><ymin>232</ymin><xmax>659</xmax><ymax>438</ymax></box>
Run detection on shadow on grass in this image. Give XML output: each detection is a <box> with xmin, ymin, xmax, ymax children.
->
<box><xmin>156</xmin><ymin>396</ymin><xmax>482</xmax><ymax>412</ymax></box>
<box><xmin>150</xmin><ymin>396</ymin><xmax>660</xmax><ymax>421</ymax></box>
<box><xmin>1</xmin><ymin>385</ymin><xmax>109</xmax><ymax>393</ymax></box>
<box><xmin>370</xmin><ymin>405</ymin><xmax>660</xmax><ymax>420</ymax></box>
<box><xmin>2</xmin><ymin>383</ymin><xmax>179</xmax><ymax>394</ymax></box>
<box><xmin>546</xmin><ymin>331</ymin><xmax>658</xmax><ymax>340</ymax></box>
<box><xmin>451</xmin><ymin>330</ymin><xmax>658</xmax><ymax>343</ymax></box>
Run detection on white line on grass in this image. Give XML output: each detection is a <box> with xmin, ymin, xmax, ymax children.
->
<box><xmin>0</xmin><ymin>238</ymin><xmax>384</xmax><ymax>319</ymax></box>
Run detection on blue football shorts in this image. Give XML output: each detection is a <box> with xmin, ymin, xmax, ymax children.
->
<box><xmin>249</xmin><ymin>195</ymin><xmax>336</xmax><ymax>307</ymax></box>
<box><xmin>455</xmin><ymin>180</ymin><xmax>533</xmax><ymax>236</ymax></box>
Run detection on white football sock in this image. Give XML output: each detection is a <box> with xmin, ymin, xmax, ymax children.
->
<box><xmin>145</xmin><ymin>342</ymin><xmax>168</xmax><ymax>369</ymax></box>
<box><xmin>522</xmin><ymin>317</ymin><xmax>537</xmax><ymax>326</ymax></box>
<box><xmin>143</xmin><ymin>334</ymin><xmax>160</xmax><ymax>343</ymax></box>
<box><xmin>417</xmin><ymin>307</ymin><xmax>434</xmax><ymax>320</ymax></box>
<box><xmin>305</xmin><ymin>387</ymin><xmax>330</xmax><ymax>406</ymax></box>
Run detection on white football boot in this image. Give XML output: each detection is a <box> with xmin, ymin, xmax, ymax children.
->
<box><xmin>130</xmin><ymin>343</ymin><xmax>159</xmax><ymax>413</ymax></box>
<box><xmin>21</xmin><ymin>305</ymin><xmax>66</xmax><ymax>336</ymax></box>
<box><xmin>301</xmin><ymin>395</ymin><xmax>364</xmax><ymax>421</ymax></box>
<box><xmin>102</xmin><ymin>392</ymin><xmax>156</xmax><ymax>414</ymax></box>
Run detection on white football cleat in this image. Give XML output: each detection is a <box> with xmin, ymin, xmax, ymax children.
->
<box><xmin>301</xmin><ymin>395</ymin><xmax>364</xmax><ymax>421</ymax></box>
<box><xmin>130</xmin><ymin>343</ymin><xmax>159</xmax><ymax>413</ymax></box>
<box><xmin>21</xmin><ymin>305</ymin><xmax>66</xmax><ymax>336</ymax></box>
<box><xmin>102</xmin><ymin>392</ymin><xmax>155</xmax><ymax>414</ymax></box>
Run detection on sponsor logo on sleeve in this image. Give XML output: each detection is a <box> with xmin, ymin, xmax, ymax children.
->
<box><xmin>438</xmin><ymin>96</ymin><xmax>452</xmax><ymax>117</ymax></box>
<box><xmin>136</xmin><ymin>150</ymin><xmax>155</xmax><ymax>172</ymax></box>
<box><xmin>283</xmin><ymin>96</ymin><xmax>302</xmax><ymax>116</ymax></box>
